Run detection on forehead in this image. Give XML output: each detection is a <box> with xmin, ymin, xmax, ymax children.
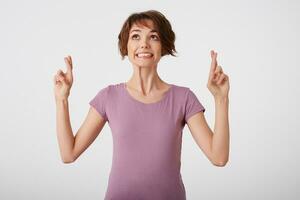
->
<box><xmin>129</xmin><ymin>19</ymin><xmax>158</xmax><ymax>33</ymax></box>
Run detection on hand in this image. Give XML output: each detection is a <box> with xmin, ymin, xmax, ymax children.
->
<box><xmin>53</xmin><ymin>55</ymin><xmax>74</xmax><ymax>101</ymax></box>
<box><xmin>207</xmin><ymin>50</ymin><xmax>230</xmax><ymax>99</ymax></box>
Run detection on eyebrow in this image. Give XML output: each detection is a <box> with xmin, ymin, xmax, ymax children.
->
<box><xmin>130</xmin><ymin>29</ymin><xmax>158</xmax><ymax>34</ymax></box>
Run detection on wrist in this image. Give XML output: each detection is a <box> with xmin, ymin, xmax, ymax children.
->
<box><xmin>55</xmin><ymin>98</ymin><xmax>69</xmax><ymax>104</ymax></box>
<box><xmin>214</xmin><ymin>96</ymin><xmax>229</xmax><ymax>104</ymax></box>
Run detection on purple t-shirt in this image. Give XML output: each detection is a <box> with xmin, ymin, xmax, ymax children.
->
<box><xmin>89</xmin><ymin>82</ymin><xmax>205</xmax><ymax>200</ymax></box>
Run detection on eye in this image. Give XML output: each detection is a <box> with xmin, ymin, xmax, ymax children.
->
<box><xmin>131</xmin><ymin>34</ymin><xmax>139</xmax><ymax>40</ymax></box>
<box><xmin>150</xmin><ymin>35</ymin><xmax>159</xmax><ymax>40</ymax></box>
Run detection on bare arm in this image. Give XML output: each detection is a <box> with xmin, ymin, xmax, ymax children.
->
<box><xmin>54</xmin><ymin>55</ymin><xmax>106</xmax><ymax>163</ymax></box>
<box><xmin>212</xmin><ymin>97</ymin><xmax>229</xmax><ymax>165</ymax></box>
<box><xmin>187</xmin><ymin>97</ymin><xmax>229</xmax><ymax>167</ymax></box>
<box><xmin>186</xmin><ymin>50</ymin><xmax>230</xmax><ymax>167</ymax></box>
<box><xmin>55</xmin><ymin>98</ymin><xmax>106</xmax><ymax>163</ymax></box>
<box><xmin>55</xmin><ymin>99</ymin><xmax>74</xmax><ymax>163</ymax></box>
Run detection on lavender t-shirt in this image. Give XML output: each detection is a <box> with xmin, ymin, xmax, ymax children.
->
<box><xmin>89</xmin><ymin>82</ymin><xmax>205</xmax><ymax>200</ymax></box>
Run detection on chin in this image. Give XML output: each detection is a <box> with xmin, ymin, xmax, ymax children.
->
<box><xmin>129</xmin><ymin>58</ymin><xmax>156</xmax><ymax>67</ymax></box>
<box><xmin>134</xmin><ymin>63</ymin><xmax>154</xmax><ymax>68</ymax></box>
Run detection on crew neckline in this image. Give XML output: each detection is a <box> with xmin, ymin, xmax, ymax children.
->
<box><xmin>122</xmin><ymin>82</ymin><xmax>173</xmax><ymax>106</ymax></box>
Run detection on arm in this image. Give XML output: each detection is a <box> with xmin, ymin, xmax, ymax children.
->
<box><xmin>54</xmin><ymin>55</ymin><xmax>107</xmax><ymax>163</ymax></box>
<box><xmin>56</xmin><ymin>99</ymin><xmax>107</xmax><ymax>163</ymax></box>
<box><xmin>55</xmin><ymin>99</ymin><xmax>74</xmax><ymax>163</ymax></box>
<box><xmin>187</xmin><ymin>50</ymin><xmax>230</xmax><ymax>167</ymax></box>
<box><xmin>186</xmin><ymin>97</ymin><xmax>229</xmax><ymax>167</ymax></box>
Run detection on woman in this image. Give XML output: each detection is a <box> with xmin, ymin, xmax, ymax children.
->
<box><xmin>53</xmin><ymin>10</ymin><xmax>230</xmax><ymax>200</ymax></box>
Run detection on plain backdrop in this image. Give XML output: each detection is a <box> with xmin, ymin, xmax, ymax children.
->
<box><xmin>1</xmin><ymin>0</ymin><xmax>299</xmax><ymax>199</ymax></box>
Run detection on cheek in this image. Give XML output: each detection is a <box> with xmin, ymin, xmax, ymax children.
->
<box><xmin>155</xmin><ymin>42</ymin><xmax>162</xmax><ymax>51</ymax></box>
<box><xmin>127</xmin><ymin>44</ymin><xmax>136</xmax><ymax>61</ymax></box>
<box><xmin>126</xmin><ymin>43</ymin><xmax>131</xmax><ymax>53</ymax></box>
<box><xmin>154</xmin><ymin>45</ymin><xmax>162</xmax><ymax>56</ymax></box>
<box><xmin>127</xmin><ymin>43</ymin><xmax>135</xmax><ymax>54</ymax></box>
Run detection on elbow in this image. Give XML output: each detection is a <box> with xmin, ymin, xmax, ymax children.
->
<box><xmin>210</xmin><ymin>150</ymin><xmax>229</xmax><ymax>167</ymax></box>
<box><xmin>212</xmin><ymin>160</ymin><xmax>228</xmax><ymax>167</ymax></box>
<box><xmin>61</xmin><ymin>155</ymin><xmax>75</xmax><ymax>164</ymax></box>
<box><xmin>62</xmin><ymin>159</ymin><xmax>74</xmax><ymax>164</ymax></box>
<box><xmin>212</xmin><ymin>158</ymin><xmax>228</xmax><ymax>167</ymax></box>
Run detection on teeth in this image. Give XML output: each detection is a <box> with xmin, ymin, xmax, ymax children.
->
<box><xmin>137</xmin><ymin>53</ymin><xmax>153</xmax><ymax>58</ymax></box>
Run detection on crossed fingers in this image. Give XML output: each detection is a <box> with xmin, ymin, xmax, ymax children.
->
<box><xmin>209</xmin><ymin>50</ymin><xmax>226</xmax><ymax>84</ymax></box>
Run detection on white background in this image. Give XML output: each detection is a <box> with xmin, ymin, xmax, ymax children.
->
<box><xmin>1</xmin><ymin>0</ymin><xmax>299</xmax><ymax>199</ymax></box>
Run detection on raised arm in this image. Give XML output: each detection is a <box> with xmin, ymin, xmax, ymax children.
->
<box><xmin>53</xmin><ymin>56</ymin><xmax>106</xmax><ymax>163</ymax></box>
<box><xmin>187</xmin><ymin>50</ymin><xmax>230</xmax><ymax>167</ymax></box>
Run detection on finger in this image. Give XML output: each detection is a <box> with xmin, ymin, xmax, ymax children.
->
<box><xmin>66</xmin><ymin>55</ymin><xmax>72</xmax><ymax>66</ymax></box>
<box><xmin>64</xmin><ymin>57</ymin><xmax>73</xmax><ymax>75</ymax></box>
<box><xmin>215</xmin><ymin>65</ymin><xmax>223</xmax><ymax>74</ymax></box>
<box><xmin>58</xmin><ymin>74</ymin><xmax>65</xmax><ymax>81</ymax></box>
<box><xmin>209</xmin><ymin>70</ymin><xmax>220</xmax><ymax>84</ymax></box>
<box><xmin>67</xmin><ymin>56</ymin><xmax>73</xmax><ymax>69</ymax></box>
<box><xmin>217</xmin><ymin>73</ymin><xmax>226</xmax><ymax>85</ymax></box>
<box><xmin>210</xmin><ymin>50</ymin><xmax>218</xmax><ymax>77</ymax></box>
<box><xmin>213</xmin><ymin>71</ymin><xmax>221</xmax><ymax>82</ymax></box>
<box><xmin>225</xmin><ymin>74</ymin><xmax>229</xmax><ymax>82</ymax></box>
<box><xmin>57</xmin><ymin>69</ymin><xmax>64</xmax><ymax>76</ymax></box>
<box><xmin>54</xmin><ymin>75</ymin><xmax>63</xmax><ymax>85</ymax></box>
<box><xmin>68</xmin><ymin>55</ymin><xmax>72</xmax><ymax>66</ymax></box>
<box><xmin>222</xmin><ymin>74</ymin><xmax>229</xmax><ymax>83</ymax></box>
<box><xmin>58</xmin><ymin>75</ymin><xmax>67</xmax><ymax>85</ymax></box>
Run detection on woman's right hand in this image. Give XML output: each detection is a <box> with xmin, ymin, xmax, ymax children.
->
<box><xmin>53</xmin><ymin>56</ymin><xmax>74</xmax><ymax>101</ymax></box>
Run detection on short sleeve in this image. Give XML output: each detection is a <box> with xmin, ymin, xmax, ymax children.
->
<box><xmin>89</xmin><ymin>87</ymin><xmax>108</xmax><ymax>122</ymax></box>
<box><xmin>184</xmin><ymin>89</ymin><xmax>205</xmax><ymax>123</ymax></box>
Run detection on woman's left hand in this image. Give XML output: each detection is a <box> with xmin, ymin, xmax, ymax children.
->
<box><xmin>207</xmin><ymin>50</ymin><xmax>230</xmax><ymax>99</ymax></box>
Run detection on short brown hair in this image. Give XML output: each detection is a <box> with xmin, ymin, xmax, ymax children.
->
<box><xmin>118</xmin><ymin>10</ymin><xmax>177</xmax><ymax>60</ymax></box>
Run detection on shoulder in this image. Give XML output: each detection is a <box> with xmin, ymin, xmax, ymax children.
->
<box><xmin>95</xmin><ymin>82</ymin><xmax>123</xmax><ymax>93</ymax></box>
<box><xmin>171</xmin><ymin>84</ymin><xmax>205</xmax><ymax>107</ymax></box>
<box><xmin>171</xmin><ymin>83</ymin><xmax>192</xmax><ymax>97</ymax></box>
<box><xmin>92</xmin><ymin>82</ymin><xmax>125</xmax><ymax>101</ymax></box>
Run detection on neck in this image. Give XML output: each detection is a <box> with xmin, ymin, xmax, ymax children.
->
<box><xmin>126</xmin><ymin>63</ymin><xmax>165</xmax><ymax>96</ymax></box>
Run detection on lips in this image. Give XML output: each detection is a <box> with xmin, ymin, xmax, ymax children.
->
<box><xmin>135</xmin><ymin>52</ymin><xmax>153</xmax><ymax>58</ymax></box>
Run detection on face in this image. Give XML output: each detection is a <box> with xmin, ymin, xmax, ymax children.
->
<box><xmin>127</xmin><ymin>19</ymin><xmax>162</xmax><ymax>68</ymax></box>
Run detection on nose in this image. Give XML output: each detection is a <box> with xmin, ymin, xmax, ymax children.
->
<box><xmin>140</xmin><ymin>37</ymin><xmax>149</xmax><ymax>49</ymax></box>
